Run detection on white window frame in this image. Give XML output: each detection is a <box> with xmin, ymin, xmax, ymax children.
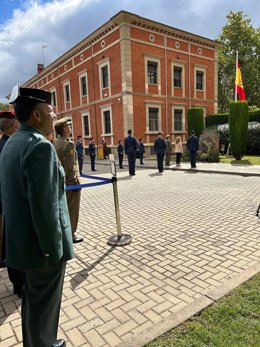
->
<box><xmin>194</xmin><ymin>66</ymin><xmax>206</xmax><ymax>99</ymax></box>
<box><xmin>172</xmin><ymin>105</ymin><xmax>186</xmax><ymax>133</ymax></box>
<box><xmin>63</xmin><ymin>81</ymin><xmax>71</xmax><ymax>109</ymax></box>
<box><xmin>50</xmin><ymin>87</ymin><xmax>58</xmax><ymax>112</ymax></box>
<box><xmin>144</xmin><ymin>56</ymin><xmax>161</xmax><ymax>94</ymax></box>
<box><xmin>78</xmin><ymin>71</ymin><xmax>88</xmax><ymax>105</ymax></box>
<box><xmin>101</xmin><ymin>105</ymin><xmax>113</xmax><ymax>136</ymax></box>
<box><xmin>81</xmin><ymin>112</ymin><xmax>91</xmax><ymax>138</ymax></box>
<box><xmin>145</xmin><ymin>102</ymin><xmax>162</xmax><ymax>134</ymax></box>
<box><xmin>172</xmin><ymin>62</ymin><xmax>185</xmax><ymax>97</ymax></box>
<box><xmin>98</xmin><ymin>59</ymin><xmax>111</xmax><ymax>99</ymax></box>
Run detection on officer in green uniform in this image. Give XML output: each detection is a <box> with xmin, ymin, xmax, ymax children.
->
<box><xmin>0</xmin><ymin>85</ymin><xmax>74</xmax><ymax>347</ymax></box>
<box><xmin>54</xmin><ymin>118</ymin><xmax>83</xmax><ymax>244</ymax></box>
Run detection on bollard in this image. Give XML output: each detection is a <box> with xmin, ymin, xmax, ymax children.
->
<box><xmin>107</xmin><ymin>155</ymin><xmax>132</xmax><ymax>246</ymax></box>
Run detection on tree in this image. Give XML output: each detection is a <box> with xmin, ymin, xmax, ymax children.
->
<box><xmin>187</xmin><ymin>108</ymin><xmax>204</xmax><ymax>138</ymax></box>
<box><xmin>0</xmin><ymin>102</ymin><xmax>10</xmax><ymax>111</ymax></box>
<box><xmin>217</xmin><ymin>11</ymin><xmax>260</xmax><ymax>113</ymax></box>
<box><xmin>229</xmin><ymin>101</ymin><xmax>248</xmax><ymax>160</ymax></box>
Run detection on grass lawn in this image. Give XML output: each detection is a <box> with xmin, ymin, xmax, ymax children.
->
<box><xmin>145</xmin><ymin>273</ymin><xmax>260</xmax><ymax>347</ymax></box>
<box><xmin>219</xmin><ymin>155</ymin><xmax>260</xmax><ymax>165</ymax></box>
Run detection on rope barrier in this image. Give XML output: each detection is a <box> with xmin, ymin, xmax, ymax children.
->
<box><xmin>65</xmin><ymin>173</ymin><xmax>112</xmax><ymax>190</ymax></box>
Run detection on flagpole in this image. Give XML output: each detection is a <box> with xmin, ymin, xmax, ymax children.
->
<box><xmin>235</xmin><ymin>51</ymin><xmax>238</xmax><ymax>101</ymax></box>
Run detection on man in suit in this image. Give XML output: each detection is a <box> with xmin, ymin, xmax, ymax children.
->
<box><xmin>124</xmin><ymin>129</ymin><xmax>138</xmax><ymax>176</ymax></box>
<box><xmin>89</xmin><ymin>137</ymin><xmax>97</xmax><ymax>171</ymax></box>
<box><xmin>0</xmin><ymin>110</ymin><xmax>25</xmax><ymax>297</ymax></box>
<box><xmin>76</xmin><ymin>135</ymin><xmax>84</xmax><ymax>174</ymax></box>
<box><xmin>54</xmin><ymin>119</ymin><xmax>83</xmax><ymax>244</ymax></box>
<box><xmin>0</xmin><ymin>85</ymin><xmax>74</xmax><ymax>347</ymax></box>
<box><xmin>138</xmin><ymin>138</ymin><xmax>145</xmax><ymax>165</ymax></box>
<box><xmin>187</xmin><ymin>130</ymin><xmax>199</xmax><ymax>168</ymax></box>
<box><xmin>154</xmin><ymin>132</ymin><xmax>166</xmax><ymax>173</ymax></box>
<box><xmin>165</xmin><ymin>135</ymin><xmax>172</xmax><ymax>166</ymax></box>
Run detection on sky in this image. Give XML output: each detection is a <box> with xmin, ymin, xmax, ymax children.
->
<box><xmin>0</xmin><ymin>0</ymin><xmax>259</xmax><ymax>102</ymax></box>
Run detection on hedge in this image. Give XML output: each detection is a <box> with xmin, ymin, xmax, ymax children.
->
<box><xmin>206</xmin><ymin>109</ymin><xmax>260</xmax><ymax>127</ymax></box>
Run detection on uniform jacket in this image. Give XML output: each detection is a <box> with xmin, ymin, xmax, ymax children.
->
<box><xmin>117</xmin><ymin>144</ymin><xmax>124</xmax><ymax>156</ymax></box>
<box><xmin>124</xmin><ymin>136</ymin><xmax>138</xmax><ymax>155</ymax></box>
<box><xmin>0</xmin><ymin>124</ymin><xmax>74</xmax><ymax>269</ymax></box>
<box><xmin>139</xmin><ymin>142</ymin><xmax>145</xmax><ymax>154</ymax></box>
<box><xmin>89</xmin><ymin>143</ymin><xmax>96</xmax><ymax>157</ymax></box>
<box><xmin>165</xmin><ymin>139</ymin><xmax>172</xmax><ymax>154</ymax></box>
<box><xmin>54</xmin><ymin>136</ymin><xmax>81</xmax><ymax>186</ymax></box>
<box><xmin>0</xmin><ymin>134</ymin><xmax>9</xmax><ymax>154</ymax></box>
<box><xmin>187</xmin><ymin>135</ymin><xmax>199</xmax><ymax>152</ymax></box>
<box><xmin>154</xmin><ymin>138</ymin><xmax>166</xmax><ymax>155</ymax></box>
<box><xmin>76</xmin><ymin>140</ymin><xmax>84</xmax><ymax>159</ymax></box>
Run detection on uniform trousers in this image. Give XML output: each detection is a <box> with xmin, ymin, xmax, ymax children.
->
<box><xmin>165</xmin><ymin>153</ymin><xmax>171</xmax><ymax>166</ymax></box>
<box><xmin>22</xmin><ymin>261</ymin><xmax>66</xmax><ymax>347</ymax></box>
<box><xmin>189</xmin><ymin>150</ymin><xmax>197</xmax><ymax>168</ymax></box>
<box><xmin>78</xmin><ymin>157</ymin><xmax>83</xmax><ymax>173</ymax></box>
<box><xmin>157</xmin><ymin>154</ymin><xmax>165</xmax><ymax>172</ymax></box>
<box><xmin>66</xmin><ymin>189</ymin><xmax>81</xmax><ymax>236</ymax></box>
<box><xmin>118</xmin><ymin>154</ymin><xmax>123</xmax><ymax>168</ymax></box>
<box><xmin>127</xmin><ymin>151</ymin><xmax>136</xmax><ymax>175</ymax></box>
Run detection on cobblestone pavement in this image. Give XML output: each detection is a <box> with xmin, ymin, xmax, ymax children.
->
<box><xmin>1</xmin><ymin>167</ymin><xmax>260</xmax><ymax>347</ymax></box>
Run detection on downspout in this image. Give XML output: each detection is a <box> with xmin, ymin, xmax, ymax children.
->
<box><xmin>91</xmin><ymin>44</ymin><xmax>99</xmax><ymax>145</ymax></box>
<box><xmin>164</xmin><ymin>34</ymin><xmax>168</xmax><ymax>134</ymax></box>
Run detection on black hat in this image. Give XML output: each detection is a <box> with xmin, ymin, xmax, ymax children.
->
<box><xmin>9</xmin><ymin>85</ymin><xmax>51</xmax><ymax>105</ymax></box>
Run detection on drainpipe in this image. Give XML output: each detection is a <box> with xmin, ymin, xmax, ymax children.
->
<box><xmin>164</xmin><ymin>34</ymin><xmax>168</xmax><ymax>134</ymax></box>
<box><xmin>91</xmin><ymin>44</ymin><xmax>99</xmax><ymax>145</ymax></box>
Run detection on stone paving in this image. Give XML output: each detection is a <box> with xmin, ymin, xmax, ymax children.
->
<box><xmin>0</xmin><ymin>164</ymin><xmax>260</xmax><ymax>347</ymax></box>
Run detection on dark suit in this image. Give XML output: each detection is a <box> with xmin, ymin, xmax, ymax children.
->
<box><xmin>0</xmin><ymin>124</ymin><xmax>74</xmax><ymax>347</ymax></box>
<box><xmin>154</xmin><ymin>137</ymin><xmax>166</xmax><ymax>172</ymax></box>
<box><xmin>187</xmin><ymin>134</ymin><xmax>199</xmax><ymax>168</ymax></box>
<box><xmin>139</xmin><ymin>142</ymin><xmax>145</xmax><ymax>164</ymax></box>
<box><xmin>117</xmin><ymin>144</ymin><xmax>124</xmax><ymax>168</ymax></box>
<box><xmin>124</xmin><ymin>135</ymin><xmax>138</xmax><ymax>175</ymax></box>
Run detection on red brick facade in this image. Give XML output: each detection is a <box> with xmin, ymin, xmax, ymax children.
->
<box><xmin>23</xmin><ymin>11</ymin><xmax>219</xmax><ymax>154</ymax></box>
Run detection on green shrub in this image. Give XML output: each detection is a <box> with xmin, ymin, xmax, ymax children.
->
<box><xmin>187</xmin><ymin>108</ymin><xmax>204</xmax><ymax>137</ymax></box>
<box><xmin>206</xmin><ymin>110</ymin><xmax>260</xmax><ymax>127</ymax></box>
<box><xmin>229</xmin><ymin>101</ymin><xmax>248</xmax><ymax>160</ymax></box>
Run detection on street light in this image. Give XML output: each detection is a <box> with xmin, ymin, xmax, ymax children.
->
<box><xmin>42</xmin><ymin>44</ymin><xmax>48</xmax><ymax>66</ymax></box>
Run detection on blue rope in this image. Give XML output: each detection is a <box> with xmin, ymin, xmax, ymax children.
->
<box><xmin>65</xmin><ymin>173</ymin><xmax>112</xmax><ymax>190</ymax></box>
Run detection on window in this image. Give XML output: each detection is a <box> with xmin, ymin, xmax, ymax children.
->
<box><xmin>174</xmin><ymin>109</ymin><xmax>183</xmax><ymax>131</ymax></box>
<box><xmin>148</xmin><ymin>61</ymin><xmax>158</xmax><ymax>84</ymax></box>
<box><xmin>80</xmin><ymin>75</ymin><xmax>87</xmax><ymax>96</ymax></box>
<box><xmin>103</xmin><ymin>110</ymin><xmax>111</xmax><ymax>134</ymax></box>
<box><xmin>82</xmin><ymin>114</ymin><xmax>90</xmax><ymax>136</ymax></box>
<box><xmin>174</xmin><ymin>67</ymin><xmax>182</xmax><ymax>87</ymax></box>
<box><xmin>64</xmin><ymin>84</ymin><xmax>70</xmax><ymax>102</ymax></box>
<box><xmin>51</xmin><ymin>90</ymin><xmax>56</xmax><ymax>107</ymax></box>
<box><xmin>196</xmin><ymin>71</ymin><xmax>204</xmax><ymax>90</ymax></box>
<box><xmin>101</xmin><ymin>65</ymin><xmax>109</xmax><ymax>88</ymax></box>
<box><xmin>149</xmin><ymin>108</ymin><xmax>159</xmax><ymax>131</ymax></box>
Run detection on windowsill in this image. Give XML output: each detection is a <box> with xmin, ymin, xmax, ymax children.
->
<box><xmin>174</xmin><ymin>86</ymin><xmax>182</xmax><ymax>89</ymax></box>
<box><xmin>101</xmin><ymin>133</ymin><xmax>114</xmax><ymax>137</ymax></box>
<box><xmin>145</xmin><ymin>131</ymin><xmax>160</xmax><ymax>135</ymax></box>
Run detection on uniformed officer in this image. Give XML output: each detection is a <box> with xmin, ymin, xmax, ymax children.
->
<box><xmin>54</xmin><ymin>118</ymin><xmax>84</xmax><ymax>243</ymax></box>
<box><xmin>165</xmin><ymin>134</ymin><xmax>172</xmax><ymax>166</ymax></box>
<box><xmin>124</xmin><ymin>129</ymin><xmax>138</xmax><ymax>176</ymax></box>
<box><xmin>0</xmin><ymin>85</ymin><xmax>74</xmax><ymax>347</ymax></box>
<box><xmin>154</xmin><ymin>132</ymin><xmax>166</xmax><ymax>172</ymax></box>
<box><xmin>187</xmin><ymin>130</ymin><xmax>199</xmax><ymax>168</ymax></box>
<box><xmin>89</xmin><ymin>137</ymin><xmax>97</xmax><ymax>171</ymax></box>
<box><xmin>117</xmin><ymin>140</ymin><xmax>124</xmax><ymax>168</ymax></box>
<box><xmin>76</xmin><ymin>135</ymin><xmax>84</xmax><ymax>174</ymax></box>
<box><xmin>0</xmin><ymin>111</ymin><xmax>25</xmax><ymax>297</ymax></box>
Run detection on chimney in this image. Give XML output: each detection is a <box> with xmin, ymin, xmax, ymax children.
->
<box><xmin>37</xmin><ymin>63</ymin><xmax>44</xmax><ymax>74</ymax></box>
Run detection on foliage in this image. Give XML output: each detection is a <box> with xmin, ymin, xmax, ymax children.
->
<box><xmin>187</xmin><ymin>108</ymin><xmax>204</xmax><ymax>138</ymax></box>
<box><xmin>198</xmin><ymin>139</ymin><xmax>220</xmax><ymax>163</ymax></box>
<box><xmin>217</xmin><ymin>11</ymin><xmax>260</xmax><ymax>113</ymax></box>
<box><xmin>220</xmin><ymin>155</ymin><xmax>260</xmax><ymax>165</ymax></box>
<box><xmin>229</xmin><ymin>101</ymin><xmax>248</xmax><ymax>160</ymax></box>
<box><xmin>206</xmin><ymin>110</ymin><xmax>260</xmax><ymax>127</ymax></box>
<box><xmin>146</xmin><ymin>273</ymin><xmax>260</xmax><ymax>347</ymax></box>
<box><xmin>0</xmin><ymin>102</ymin><xmax>10</xmax><ymax>111</ymax></box>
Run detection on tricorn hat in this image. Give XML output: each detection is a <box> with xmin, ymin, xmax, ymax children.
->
<box><xmin>9</xmin><ymin>85</ymin><xmax>51</xmax><ymax>105</ymax></box>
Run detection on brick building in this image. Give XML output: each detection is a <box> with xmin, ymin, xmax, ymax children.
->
<box><xmin>22</xmin><ymin>10</ymin><xmax>219</xmax><ymax>155</ymax></box>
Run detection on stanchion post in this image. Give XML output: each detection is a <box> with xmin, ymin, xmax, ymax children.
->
<box><xmin>107</xmin><ymin>154</ymin><xmax>132</xmax><ymax>246</ymax></box>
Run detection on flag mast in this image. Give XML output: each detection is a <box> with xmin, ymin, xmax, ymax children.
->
<box><xmin>235</xmin><ymin>51</ymin><xmax>238</xmax><ymax>102</ymax></box>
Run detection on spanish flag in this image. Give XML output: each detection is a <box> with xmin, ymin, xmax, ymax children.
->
<box><xmin>234</xmin><ymin>53</ymin><xmax>246</xmax><ymax>101</ymax></box>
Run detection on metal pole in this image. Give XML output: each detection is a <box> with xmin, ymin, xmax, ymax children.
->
<box><xmin>112</xmin><ymin>176</ymin><xmax>122</xmax><ymax>238</ymax></box>
<box><xmin>235</xmin><ymin>51</ymin><xmax>238</xmax><ymax>102</ymax></box>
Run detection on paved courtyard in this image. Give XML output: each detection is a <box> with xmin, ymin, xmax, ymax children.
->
<box><xmin>1</xmin><ymin>167</ymin><xmax>260</xmax><ymax>346</ymax></box>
